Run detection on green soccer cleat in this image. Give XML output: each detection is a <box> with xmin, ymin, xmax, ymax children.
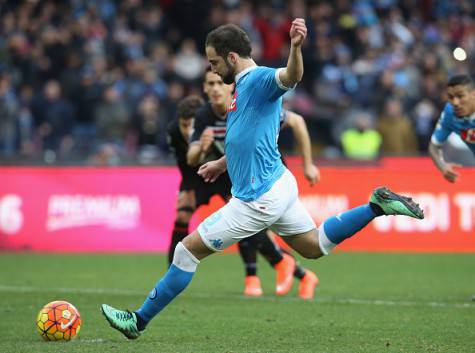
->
<box><xmin>101</xmin><ymin>304</ymin><xmax>141</xmax><ymax>340</ymax></box>
<box><xmin>370</xmin><ymin>187</ymin><xmax>424</xmax><ymax>219</ymax></box>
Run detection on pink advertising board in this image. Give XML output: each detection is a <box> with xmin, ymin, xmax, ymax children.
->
<box><xmin>0</xmin><ymin>159</ymin><xmax>474</xmax><ymax>253</ymax></box>
<box><xmin>0</xmin><ymin>167</ymin><xmax>186</xmax><ymax>252</ymax></box>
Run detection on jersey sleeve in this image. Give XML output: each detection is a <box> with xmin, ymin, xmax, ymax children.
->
<box><xmin>431</xmin><ymin>106</ymin><xmax>453</xmax><ymax>146</ymax></box>
<box><xmin>166</xmin><ymin>122</ymin><xmax>178</xmax><ymax>152</ymax></box>
<box><xmin>254</xmin><ymin>67</ymin><xmax>295</xmax><ymax>101</ymax></box>
<box><xmin>190</xmin><ymin>109</ymin><xmax>207</xmax><ymax>144</ymax></box>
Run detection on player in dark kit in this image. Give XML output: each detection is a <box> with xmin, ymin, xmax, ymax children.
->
<box><xmin>166</xmin><ymin>95</ymin><xmax>205</xmax><ymax>264</ymax></box>
<box><xmin>186</xmin><ymin>68</ymin><xmax>320</xmax><ymax>299</ymax></box>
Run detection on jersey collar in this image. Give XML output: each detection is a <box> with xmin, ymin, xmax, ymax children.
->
<box><xmin>235</xmin><ymin>65</ymin><xmax>257</xmax><ymax>84</ymax></box>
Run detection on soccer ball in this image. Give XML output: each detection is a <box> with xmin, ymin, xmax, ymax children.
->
<box><xmin>36</xmin><ymin>300</ymin><xmax>81</xmax><ymax>341</ymax></box>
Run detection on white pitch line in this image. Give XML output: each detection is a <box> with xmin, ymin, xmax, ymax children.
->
<box><xmin>0</xmin><ymin>284</ymin><xmax>473</xmax><ymax>309</ymax></box>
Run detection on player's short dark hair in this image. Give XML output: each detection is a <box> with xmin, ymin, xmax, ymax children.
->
<box><xmin>203</xmin><ymin>66</ymin><xmax>214</xmax><ymax>81</ymax></box>
<box><xmin>205</xmin><ymin>24</ymin><xmax>252</xmax><ymax>59</ymax></box>
<box><xmin>447</xmin><ymin>74</ymin><xmax>474</xmax><ymax>89</ymax></box>
<box><xmin>177</xmin><ymin>95</ymin><xmax>204</xmax><ymax>120</ymax></box>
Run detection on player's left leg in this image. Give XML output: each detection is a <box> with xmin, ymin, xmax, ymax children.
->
<box><xmin>237</xmin><ymin>238</ymin><xmax>263</xmax><ymax>296</ymax></box>
<box><xmin>167</xmin><ymin>190</ymin><xmax>196</xmax><ymax>265</ymax></box>
<box><xmin>242</xmin><ymin>230</ymin><xmax>296</xmax><ymax>296</ymax></box>
<box><xmin>276</xmin><ymin>186</ymin><xmax>424</xmax><ymax>259</ymax></box>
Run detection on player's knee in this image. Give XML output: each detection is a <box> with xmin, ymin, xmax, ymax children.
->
<box><xmin>172</xmin><ymin>242</ymin><xmax>200</xmax><ymax>272</ymax></box>
<box><xmin>176</xmin><ymin>211</ymin><xmax>192</xmax><ymax>224</ymax></box>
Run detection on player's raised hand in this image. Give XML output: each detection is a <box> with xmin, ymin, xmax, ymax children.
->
<box><xmin>198</xmin><ymin>159</ymin><xmax>226</xmax><ymax>183</ymax></box>
<box><xmin>289</xmin><ymin>18</ymin><xmax>307</xmax><ymax>47</ymax></box>
<box><xmin>304</xmin><ymin>164</ymin><xmax>321</xmax><ymax>186</ymax></box>
<box><xmin>442</xmin><ymin>162</ymin><xmax>462</xmax><ymax>183</ymax></box>
<box><xmin>200</xmin><ymin>128</ymin><xmax>214</xmax><ymax>153</ymax></box>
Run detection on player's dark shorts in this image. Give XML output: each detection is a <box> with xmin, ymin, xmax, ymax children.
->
<box><xmin>195</xmin><ymin>172</ymin><xmax>232</xmax><ymax>207</ymax></box>
<box><xmin>179</xmin><ymin>172</ymin><xmax>231</xmax><ymax>207</ymax></box>
<box><xmin>179</xmin><ymin>170</ymin><xmax>200</xmax><ymax>192</ymax></box>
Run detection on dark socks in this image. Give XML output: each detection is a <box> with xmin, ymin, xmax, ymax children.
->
<box><xmin>293</xmin><ymin>265</ymin><xmax>306</xmax><ymax>279</ymax></box>
<box><xmin>168</xmin><ymin>221</ymin><xmax>189</xmax><ymax>265</ymax></box>
<box><xmin>250</xmin><ymin>230</ymin><xmax>283</xmax><ymax>266</ymax></box>
<box><xmin>238</xmin><ymin>239</ymin><xmax>258</xmax><ymax>276</ymax></box>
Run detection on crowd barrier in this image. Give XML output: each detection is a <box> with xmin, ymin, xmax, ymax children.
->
<box><xmin>0</xmin><ymin>158</ymin><xmax>474</xmax><ymax>252</ymax></box>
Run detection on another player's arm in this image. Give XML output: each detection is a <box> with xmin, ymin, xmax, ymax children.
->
<box><xmin>278</xmin><ymin>18</ymin><xmax>307</xmax><ymax>88</ymax></box>
<box><xmin>283</xmin><ymin>111</ymin><xmax>320</xmax><ymax>185</ymax></box>
<box><xmin>428</xmin><ymin>141</ymin><xmax>461</xmax><ymax>183</ymax></box>
<box><xmin>187</xmin><ymin>128</ymin><xmax>214</xmax><ymax>167</ymax></box>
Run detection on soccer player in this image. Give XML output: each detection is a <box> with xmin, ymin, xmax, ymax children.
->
<box><xmin>427</xmin><ymin>74</ymin><xmax>475</xmax><ymax>302</ymax></box>
<box><xmin>165</xmin><ymin>95</ymin><xmax>205</xmax><ymax>265</ymax></box>
<box><xmin>428</xmin><ymin>74</ymin><xmax>475</xmax><ymax>183</ymax></box>
<box><xmin>188</xmin><ymin>67</ymin><xmax>320</xmax><ymax>298</ymax></box>
<box><xmin>167</xmin><ymin>88</ymin><xmax>299</xmax><ymax>298</ymax></box>
<box><xmin>102</xmin><ymin>19</ymin><xmax>424</xmax><ymax>339</ymax></box>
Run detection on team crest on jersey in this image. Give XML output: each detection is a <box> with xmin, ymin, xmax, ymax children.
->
<box><xmin>227</xmin><ymin>91</ymin><xmax>237</xmax><ymax>112</ymax></box>
<box><xmin>461</xmin><ymin>128</ymin><xmax>475</xmax><ymax>143</ymax></box>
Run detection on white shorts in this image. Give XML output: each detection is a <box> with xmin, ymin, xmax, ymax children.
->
<box><xmin>197</xmin><ymin>168</ymin><xmax>316</xmax><ymax>251</ymax></box>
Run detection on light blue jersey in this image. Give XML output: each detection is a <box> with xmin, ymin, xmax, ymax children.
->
<box><xmin>225</xmin><ymin>66</ymin><xmax>291</xmax><ymax>201</ymax></box>
<box><xmin>431</xmin><ymin>103</ymin><xmax>475</xmax><ymax>155</ymax></box>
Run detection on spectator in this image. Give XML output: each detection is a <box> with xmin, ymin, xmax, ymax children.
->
<box><xmin>341</xmin><ymin>112</ymin><xmax>382</xmax><ymax>160</ymax></box>
<box><xmin>0</xmin><ymin>74</ymin><xmax>18</xmax><ymax>156</ymax></box>
<box><xmin>173</xmin><ymin>38</ymin><xmax>206</xmax><ymax>83</ymax></box>
<box><xmin>94</xmin><ymin>85</ymin><xmax>130</xmax><ymax>146</ymax></box>
<box><xmin>377</xmin><ymin>98</ymin><xmax>418</xmax><ymax>156</ymax></box>
<box><xmin>134</xmin><ymin>94</ymin><xmax>168</xmax><ymax>161</ymax></box>
<box><xmin>33</xmin><ymin>80</ymin><xmax>75</xmax><ymax>162</ymax></box>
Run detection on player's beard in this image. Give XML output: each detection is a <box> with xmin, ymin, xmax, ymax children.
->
<box><xmin>222</xmin><ymin>60</ymin><xmax>236</xmax><ymax>84</ymax></box>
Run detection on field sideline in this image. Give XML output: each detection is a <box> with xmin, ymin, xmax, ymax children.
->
<box><xmin>0</xmin><ymin>252</ymin><xmax>474</xmax><ymax>353</ymax></box>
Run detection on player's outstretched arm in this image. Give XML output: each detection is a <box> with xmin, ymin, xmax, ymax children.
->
<box><xmin>428</xmin><ymin>141</ymin><xmax>461</xmax><ymax>183</ymax></box>
<box><xmin>279</xmin><ymin>18</ymin><xmax>307</xmax><ymax>88</ymax></box>
<box><xmin>284</xmin><ymin>111</ymin><xmax>320</xmax><ymax>185</ymax></box>
<box><xmin>198</xmin><ymin>156</ymin><xmax>227</xmax><ymax>183</ymax></box>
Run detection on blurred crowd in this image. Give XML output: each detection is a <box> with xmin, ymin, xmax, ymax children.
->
<box><xmin>0</xmin><ymin>0</ymin><xmax>473</xmax><ymax>165</ymax></box>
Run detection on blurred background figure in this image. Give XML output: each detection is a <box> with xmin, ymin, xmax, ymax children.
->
<box><xmin>33</xmin><ymin>80</ymin><xmax>75</xmax><ymax>163</ymax></box>
<box><xmin>377</xmin><ymin>97</ymin><xmax>418</xmax><ymax>156</ymax></box>
<box><xmin>341</xmin><ymin>112</ymin><xmax>381</xmax><ymax>160</ymax></box>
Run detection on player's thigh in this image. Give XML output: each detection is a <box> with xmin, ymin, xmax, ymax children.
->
<box><xmin>270</xmin><ymin>197</ymin><xmax>322</xmax><ymax>258</ymax></box>
<box><xmin>281</xmin><ymin>230</ymin><xmax>324</xmax><ymax>259</ymax></box>
<box><xmin>182</xmin><ymin>229</ymin><xmax>215</xmax><ymax>260</ymax></box>
<box><xmin>197</xmin><ymin>197</ymin><xmax>269</xmax><ymax>252</ymax></box>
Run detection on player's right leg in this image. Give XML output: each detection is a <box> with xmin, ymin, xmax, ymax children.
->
<box><xmin>167</xmin><ymin>190</ymin><xmax>196</xmax><ymax>265</ymax></box>
<box><xmin>101</xmin><ymin>230</ymin><xmax>213</xmax><ymax>339</ymax></box>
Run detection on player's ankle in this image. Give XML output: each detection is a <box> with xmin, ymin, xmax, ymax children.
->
<box><xmin>134</xmin><ymin>311</ymin><xmax>147</xmax><ymax>331</ymax></box>
<box><xmin>369</xmin><ymin>202</ymin><xmax>384</xmax><ymax>216</ymax></box>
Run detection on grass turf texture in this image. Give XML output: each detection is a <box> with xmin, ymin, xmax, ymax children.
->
<box><xmin>0</xmin><ymin>252</ymin><xmax>473</xmax><ymax>353</ymax></box>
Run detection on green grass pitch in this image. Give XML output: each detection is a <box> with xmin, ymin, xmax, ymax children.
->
<box><xmin>0</xmin><ymin>252</ymin><xmax>474</xmax><ymax>353</ymax></box>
